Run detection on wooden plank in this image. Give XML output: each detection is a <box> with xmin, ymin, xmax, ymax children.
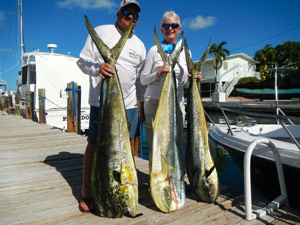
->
<box><xmin>1</xmin><ymin>115</ymin><xmax>300</xmax><ymax>225</ymax></box>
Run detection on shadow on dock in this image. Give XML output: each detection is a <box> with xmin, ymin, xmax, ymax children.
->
<box><xmin>44</xmin><ymin>151</ymin><xmax>84</xmax><ymax>203</ymax></box>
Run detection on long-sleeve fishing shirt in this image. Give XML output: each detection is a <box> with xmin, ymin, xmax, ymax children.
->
<box><xmin>140</xmin><ymin>45</ymin><xmax>189</xmax><ymax>103</ymax></box>
<box><xmin>77</xmin><ymin>24</ymin><xmax>146</xmax><ymax>109</ymax></box>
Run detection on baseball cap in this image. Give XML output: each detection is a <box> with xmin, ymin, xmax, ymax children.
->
<box><xmin>119</xmin><ymin>0</ymin><xmax>141</xmax><ymax>12</ymax></box>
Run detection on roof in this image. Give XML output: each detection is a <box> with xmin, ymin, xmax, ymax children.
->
<box><xmin>206</xmin><ymin>53</ymin><xmax>260</xmax><ymax>64</ymax></box>
<box><xmin>22</xmin><ymin>51</ymin><xmax>77</xmax><ymax>59</ymax></box>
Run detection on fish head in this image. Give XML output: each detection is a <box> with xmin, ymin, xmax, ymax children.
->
<box><xmin>118</xmin><ymin>163</ymin><xmax>138</xmax><ymax>216</ymax></box>
<box><xmin>150</xmin><ymin>171</ymin><xmax>171</xmax><ymax>213</ymax></box>
<box><xmin>120</xmin><ymin>163</ymin><xmax>137</xmax><ymax>184</ymax></box>
<box><xmin>119</xmin><ymin>184</ymin><xmax>138</xmax><ymax>217</ymax></box>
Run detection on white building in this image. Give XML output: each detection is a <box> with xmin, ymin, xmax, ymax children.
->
<box><xmin>200</xmin><ymin>53</ymin><xmax>260</xmax><ymax>97</ymax></box>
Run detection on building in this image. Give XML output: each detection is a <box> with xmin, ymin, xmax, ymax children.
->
<box><xmin>200</xmin><ymin>53</ymin><xmax>260</xmax><ymax>97</ymax></box>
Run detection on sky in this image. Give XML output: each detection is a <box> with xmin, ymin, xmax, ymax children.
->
<box><xmin>0</xmin><ymin>0</ymin><xmax>300</xmax><ymax>91</ymax></box>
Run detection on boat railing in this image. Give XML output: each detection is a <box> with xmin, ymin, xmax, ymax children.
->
<box><xmin>244</xmin><ymin>138</ymin><xmax>289</xmax><ymax>220</ymax></box>
<box><xmin>206</xmin><ymin>103</ymin><xmax>300</xmax><ymax>151</ymax></box>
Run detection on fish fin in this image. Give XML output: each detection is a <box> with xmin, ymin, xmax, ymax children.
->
<box><xmin>195</xmin><ymin>39</ymin><xmax>211</xmax><ymax>72</ymax></box>
<box><xmin>111</xmin><ymin>18</ymin><xmax>133</xmax><ymax>60</ymax></box>
<box><xmin>85</xmin><ymin>15</ymin><xmax>133</xmax><ymax>64</ymax></box>
<box><xmin>85</xmin><ymin>15</ymin><xmax>110</xmax><ymax>62</ymax></box>
<box><xmin>169</xmin><ymin>31</ymin><xmax>184</xmax><ymax>67</ymax></box>
<box><xmin>184</xmin><ymin>39</ymin><xmax>194</xmax><ymax>75</ymax></box>
<box><xmin>161</xmin><ymin>155</ymin><xmax>169</xmax><ymax>179</ymax></box>
<box><xmin>154</xmin><ymin>26</ymin><xmax>167</xmax><ymax>65</ymax></box>
<box><xmin>205</xmin><ymin>165</ymin><xmax>216</xmax><ymax>179</ymax></box>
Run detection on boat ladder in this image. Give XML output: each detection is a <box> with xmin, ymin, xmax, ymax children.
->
<box><xmin>244</xmin><ymin>138</ymin><xmax>289</xmax><ymax>221</ymax></box>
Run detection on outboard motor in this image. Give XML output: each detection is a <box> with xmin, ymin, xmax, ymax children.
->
<box><xmin>236</xmin><ymin>115</ymin><xmax>256</xmax><ymax>127</ymax></box>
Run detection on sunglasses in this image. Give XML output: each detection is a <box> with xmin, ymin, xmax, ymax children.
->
<box><xmin>122</xmin><ymin>9</ymin><xmax>139</xmax><ymax>20</ymax></box>
<box><xmin>162</xmin><ymin>23</ymin><xmax>180</xmax><ymax>30</ymax></box>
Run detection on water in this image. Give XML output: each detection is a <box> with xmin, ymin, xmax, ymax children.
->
<box><xmin>139</xmin><ymin>121</ymin><xmax>260</xmax><ymax>197</ymax></box>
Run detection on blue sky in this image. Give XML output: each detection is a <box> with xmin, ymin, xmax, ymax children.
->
<box><xmin>1</xmin><ymin>0</ymin><xmax>300</xmax><ymax>91</ymax></box>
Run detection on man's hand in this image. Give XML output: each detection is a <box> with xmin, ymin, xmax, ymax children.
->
<box><xmin>156</xmin><ymin>66</ymin><xmax>170</xmax><ymax>78</ymax></box>
<box><xmin>188</xmin><ymin>72</ymin><xmax>207</xmax><ymax>82</ymax></box>
<box><xmin>99</xmin><ymin>62</ymin><xmax>115</xmax><ymax>79</ymax></box>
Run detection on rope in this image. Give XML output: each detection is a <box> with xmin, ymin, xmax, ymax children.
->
<box><xmin>38</xmin><ymin>95</ymin><xmax>65</xmax><ymax>109</ymax></box>
<box><xmin>38</xmin><ymin>95</ymin><xmax>46</xmax><ymax>122</ymax></box>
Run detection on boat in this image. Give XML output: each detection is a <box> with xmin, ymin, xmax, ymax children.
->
<box><xmin>235</xmin><ymin>76</ymin><xmax>300</xmax><ymax>100</ymax></box>
<box><xmin>17</xmin><ymin>49</ymin><xmax>91</xmax><ymax>131</ymax></box>
<box><xmin>16</xmin><ymin>0</ymin><xmax>90</xmax><ymax>131</ymax></box>
<box><xmin>234</xmin><ymin>65</ymin><xmax>300</xmax><ymax>100</ymax></box>
<box><xmin>208</xmin><ymin>105</ymin><xmax>300</xmax><ymax>210</ymax></box>
<box><xmin>209</xmin><ymin>62</ymin><xmax>300</xmax><ymax>210</ymax></box>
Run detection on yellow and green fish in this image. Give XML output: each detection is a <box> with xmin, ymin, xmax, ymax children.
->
<box><xmin>85</xmin><ymin>16</ymin><xmax>138</xmax><ymax>218</ymax></box>
<box><xmin>149</xmin><ymin>27</ymin><xmax>186</xmax><ymax>213</ymax></box>
<box><xmin>184</xmin><ymin>39</ymin><xmax>219</xmax><ymax>203</ymax></box>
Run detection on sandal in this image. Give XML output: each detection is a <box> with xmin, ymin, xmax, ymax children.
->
<box><xmin>79</xmin><ymin>197</ymin><xmax>94</xmax><ymax>213</ymax></box>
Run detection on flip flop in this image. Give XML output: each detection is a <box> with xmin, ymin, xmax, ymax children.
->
<box><xmin>79</xmin><ymin>197</ymin><xmax>94</xmax><ymax>213</ymax></box>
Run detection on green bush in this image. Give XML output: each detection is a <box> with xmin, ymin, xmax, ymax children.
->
<box><xmin>237</xmin><ymin>77</ymin><xmax>261</xmax><ymax>85</ymax></box>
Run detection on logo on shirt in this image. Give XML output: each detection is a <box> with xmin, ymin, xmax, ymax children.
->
<box><xmin>129</xmin><ymin>49</ymin><xmax>139</xmax><ymax>59</ymax></box>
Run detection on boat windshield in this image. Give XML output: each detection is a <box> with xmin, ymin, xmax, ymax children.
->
<box><xmin>21</xmin><ymin>64</ymin><xmax>36</xmax><ymax>85</ymax></box>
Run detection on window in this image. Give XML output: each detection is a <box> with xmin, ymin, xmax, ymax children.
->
<box><xmin>21</xmin><ymin>65</ymin><xmax>36</xmax><ymax>85</ymax></box>
<box><xmin>29</xmin><ymin>65</ymin><xmax>36</xmax><ymax>84</ymax></box>
<box><xmin>223</xmin><ymin>62</ymin><xmax>228</xmax><ymax>70</ymax></box>
<box><xmin>22</xmin><ymin>66</ymin><xmax>28</xmax><ymax>85</ymax></box>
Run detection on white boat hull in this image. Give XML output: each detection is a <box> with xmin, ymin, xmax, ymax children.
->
<box><xmin>209</xmin><ymin>123</ymin><xmax>300</xmax><ymax>209</ymax></box>
<box><xmin>20</xmin><ymin>106</ymin><xmax>90</xmax><ymax>131</ymax></box>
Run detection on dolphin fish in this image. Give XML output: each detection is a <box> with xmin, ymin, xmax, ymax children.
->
<box><xmin>149</xmin><ymin>27</ymin><xmax>186</xmax><ymax>213</ymax></box>
<box><xmin>184</xmin><ymin>39</ymin><xmax>219</xmax><ymax>203</ymax></box>
<box><xmin>85</xmin><ymin>16</ymin><xmax>138</xmax><ymax>218</ymax></box>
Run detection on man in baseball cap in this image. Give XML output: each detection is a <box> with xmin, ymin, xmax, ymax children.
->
<box><xmin>120</xmin><ymin>0</ymin><xmax>141</xmax><ymax>12</ymax></box>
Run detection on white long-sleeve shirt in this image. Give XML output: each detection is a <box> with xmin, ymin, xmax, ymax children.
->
<box><xmin>77</xmin><ymin>24</ymin><xmax>146</xmax><ymax>109</ymax></box>
<box><xmin>140</xmin><ymin>45</ymin><xmax>189</xmax><ymax>103</ymax></box>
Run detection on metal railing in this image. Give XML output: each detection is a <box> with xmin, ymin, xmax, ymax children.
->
<box><xmin>208</xmin><ymin>103</ymin><xmax>300</xmax><ymax>151</ymax></box>
<box><xmin>206</xmin><ymin>103</ymin><xmax>299</xmax><ymax>220</ymax></box>
<box><xmin>244</xmin><ymin>138</ymin><xmax>288</xmax><ymax>220</ymax></box>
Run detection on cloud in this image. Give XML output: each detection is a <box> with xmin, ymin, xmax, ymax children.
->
<box><xmin>0</xmin><ymin>10</ymin><xmax>5</xmax><ymax>27</ymax></box>
<box><xmin>56</xmin><ymin>0</ymin><xmax>118</xmax><ymax>10</ymax></box>
<box><xmin>182</xmin><ymin>15</ymin><xmax>217</xmax><ymax>30</ymax></box>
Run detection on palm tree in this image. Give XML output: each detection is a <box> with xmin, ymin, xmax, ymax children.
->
<box><xmin>254</xmin><ymin>44</ymin><xmax>277</xmax><ymax>80</ymax></box>
<box><xmin>254</xmin><ymin>44</ymin><xmax>277</xmax><ymax>65</ymax></box>
<box><xmin>209</xmin><ymin>41</ymin><xmax>230</xmax><ymax>92</ymax></box>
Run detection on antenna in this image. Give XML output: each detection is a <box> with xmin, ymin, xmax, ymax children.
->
<box><xmin>47</xmin><ymin>44</ymin><xmax>57</xmax><ymax>53</ymax></box>
<box><xmin>18</xmin><ymin>0</ymin><xmax>25</xmax><ymax>66</ymax></box>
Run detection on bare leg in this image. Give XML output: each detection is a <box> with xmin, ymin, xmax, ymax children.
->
<box><xmin>79</xmin><ymin>143</ymin><xmax>96</xmax><ymax>212</ymax></box>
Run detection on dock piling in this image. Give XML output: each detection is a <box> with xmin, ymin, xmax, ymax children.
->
<box><xmin>38</xmin><ymin>89</ymin><xmax>46</xmax><ymax>123</ymax></box>
<box><xmin>25</xmin><ymin>91</ymin><xmax>33</xmax><ymax>120</ymax></box>
<box><xmin>15</xmin><ymin>92</ymin><xmax>20</xmax><ymax>115</ymax></box>
<box><xmin>67</xmin><ymin>82</ymin><xmax>80</xmax><ymax>133</ymax></box>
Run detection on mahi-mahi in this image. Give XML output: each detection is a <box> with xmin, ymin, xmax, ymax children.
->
<box><xmin>149</xmin><ymin>27</ymin><xmax>185</xmax><ymax>213</ymax></box>
<box><xmin>184</xmin><ymin>39</ymin><xmax>219</xmax><ymax>203</ymax></box>
<box><xmin>85</xmin><ymin>16</ymin><xmax>138</xmax><ymax>218</ymax></box>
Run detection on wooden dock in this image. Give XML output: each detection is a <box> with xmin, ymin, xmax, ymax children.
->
<box><xmin>1</xmin><ymin>114</ymin><xmax>300</xmax><ymax>224</ymax></box>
